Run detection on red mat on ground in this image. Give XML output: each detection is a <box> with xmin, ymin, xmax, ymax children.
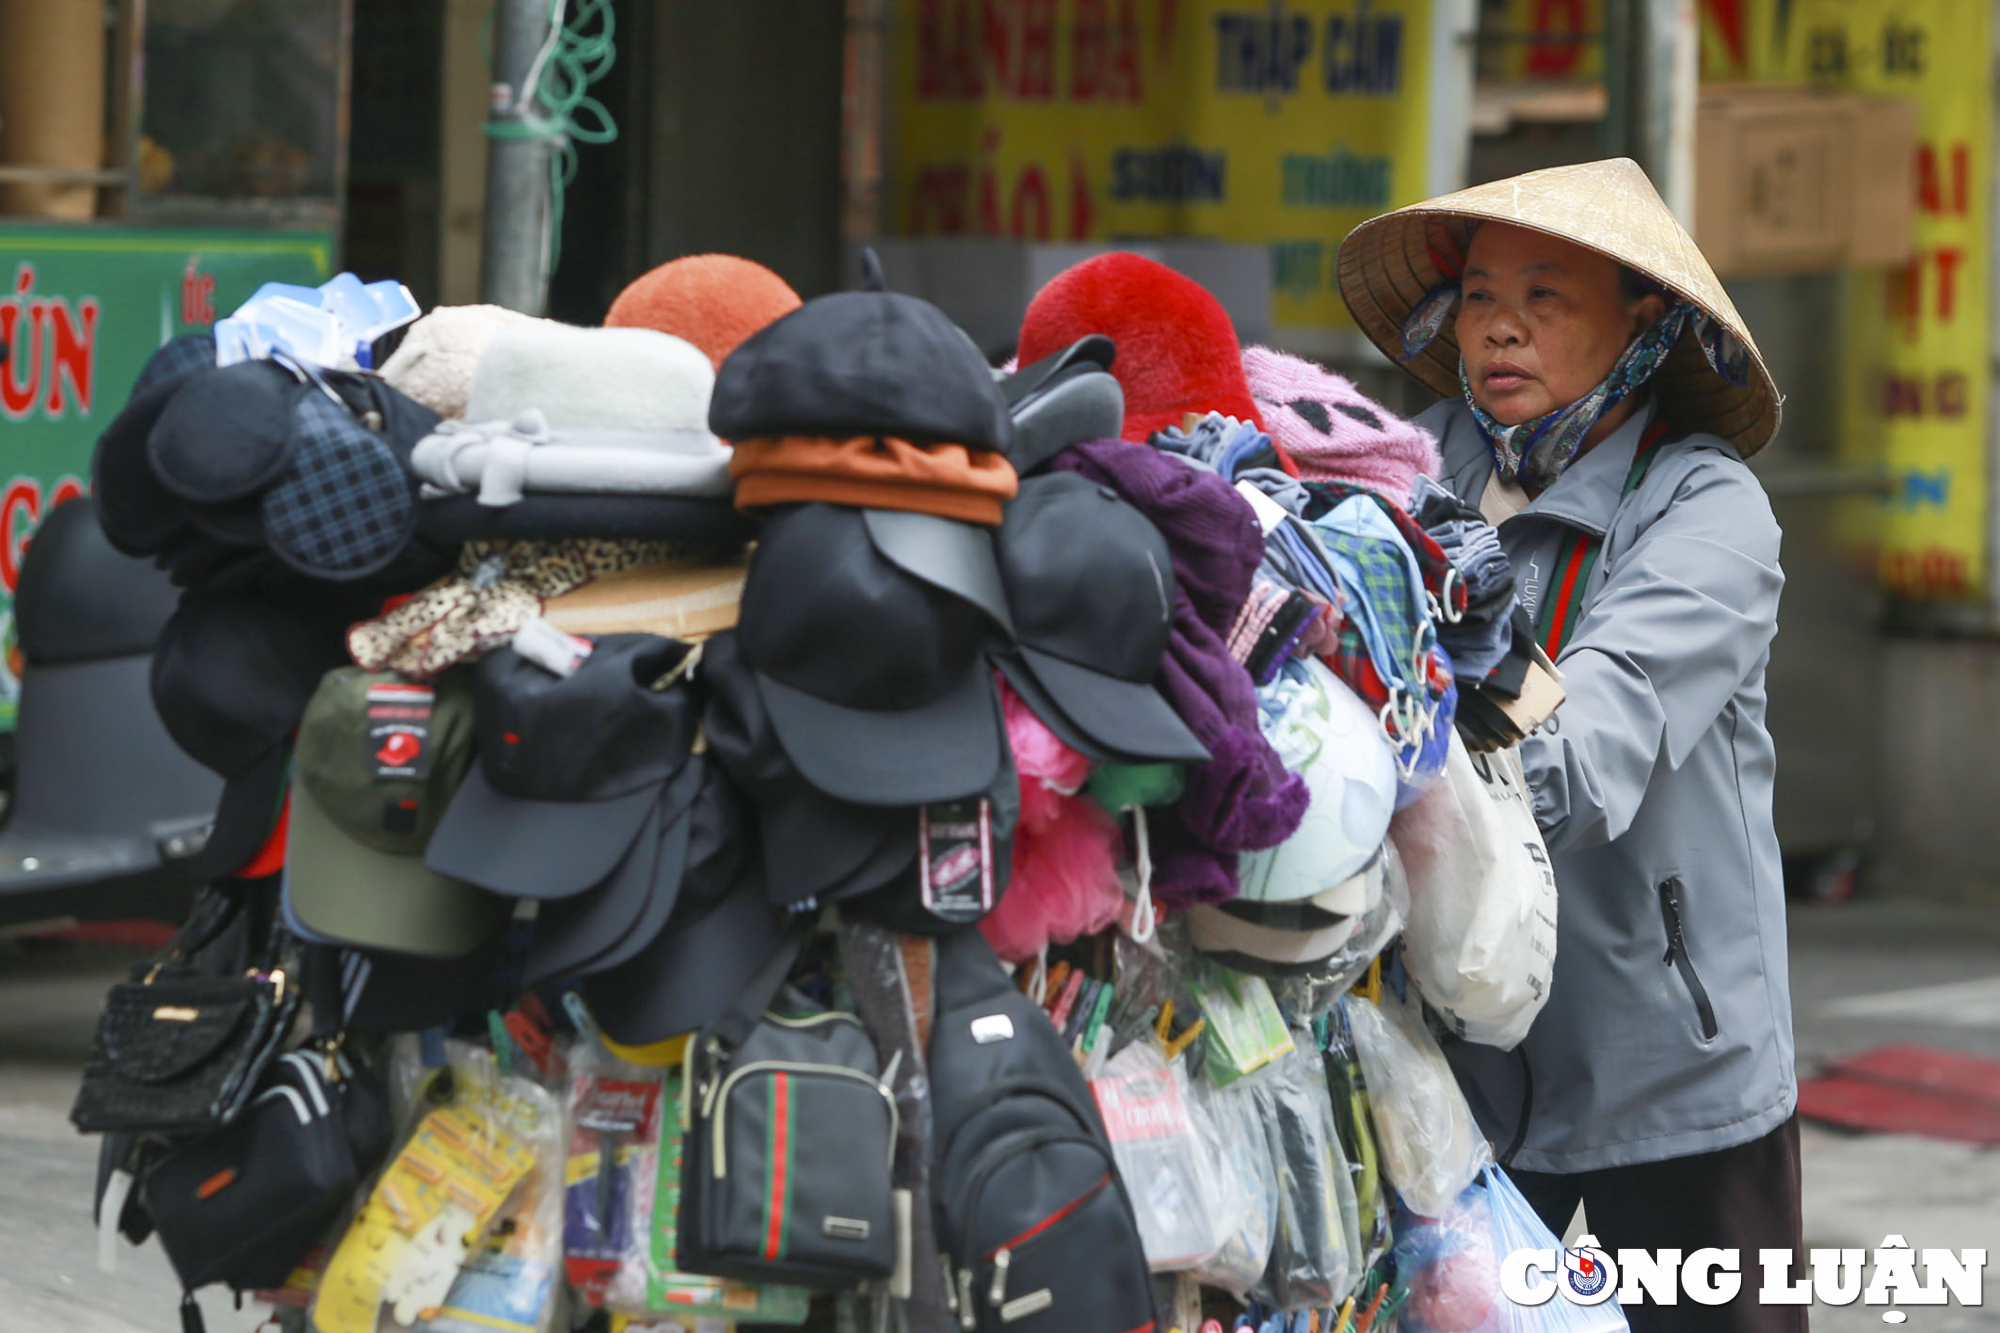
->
<box><xmin>1798</xmin><ymin>1045</ymin><xmax>2000</xmax><ymax>1145</ymax></box>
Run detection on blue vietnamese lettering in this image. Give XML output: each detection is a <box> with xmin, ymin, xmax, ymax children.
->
<box><xmin>1324</xmin><ymin>1</ymin><xmax>1403</xmax><ymax>94</ymax></box>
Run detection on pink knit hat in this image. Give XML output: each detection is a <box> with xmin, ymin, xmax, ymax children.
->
<box><xmin>1243</xmin><ymin>346</ymin><xmax>1439</xmax><ymax>505</ymax></box>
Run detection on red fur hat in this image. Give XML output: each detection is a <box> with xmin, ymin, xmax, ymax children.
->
<box><xmin>1017</xmin><ymin>252</ymin><xmax>1264</xmax><ymax>442</ymax></box>
<box><xmin>604</xmin><ymin>254</ymin><xmax>801</xmax><ymax>369</ymax></box>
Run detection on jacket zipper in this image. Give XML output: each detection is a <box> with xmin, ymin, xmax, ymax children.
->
<box><xmin>1659</xmin><ymin>879</ymin><xmax>1719</xmax><ymax>1041</ymax></box>
<box><xmin>711</xmin><ymin>1059</ymin><xmax>898</xmax><ymax>1179</ymax></box>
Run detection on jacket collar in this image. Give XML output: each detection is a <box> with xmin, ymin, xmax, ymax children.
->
<box><xmin>1496</xmin><ymin>399</ymin><xmax>1658</xmax><ymax>539</ymax></box>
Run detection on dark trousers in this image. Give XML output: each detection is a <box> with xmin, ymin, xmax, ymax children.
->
<box><xmin>1510</xmin><ymin>1114</ymin><xmax>1808</xmax><ymax>1333</ymax></box>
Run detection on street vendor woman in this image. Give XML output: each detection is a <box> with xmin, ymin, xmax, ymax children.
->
<box><xmin>1339</xmin><ymin>159</ymin><xmax>1799</xmax><ymax>1332</ymax></box>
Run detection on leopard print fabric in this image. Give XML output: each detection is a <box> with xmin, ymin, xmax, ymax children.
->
<box><xmin>347</xmin><ymin>538</ymin><xmax>679</xmax><ymax>678</ymax></box>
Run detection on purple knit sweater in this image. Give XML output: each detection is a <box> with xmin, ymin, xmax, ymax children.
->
<box><xmin>1051</xmin><ymin>439</ymin><xmax>1308</xmax><ymax>906</ymax></box>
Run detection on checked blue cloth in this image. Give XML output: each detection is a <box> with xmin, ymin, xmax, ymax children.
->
<box><xmin>261</xmin><ymin>390</ymin><xmax>415</xmax><ymax>579</ymax></box>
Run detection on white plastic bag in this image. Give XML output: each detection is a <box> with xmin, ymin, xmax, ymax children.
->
<box><xmin>1182</xmin><ymin>1061</ymin><xmax>1271</xmax><ymax>1295</ymax></box>
<box><xmin>1392</xmin><ymin>737</ymin><xmax>1556</xmax><ymax>1049</ymax></box>
<box><xmin>1399</xmin><ymin>1168</ymin><xmax>1630</xmax><ymax>1333</ymax></box>
<box><xmin>1346</xmin><ymin>989</ymin><xmax>1489</xmax><ymax>1218</ymax></box>
<box><xmin>1091</xmin><ymin>1039</ymin><xmax>1232</xmax><ymax>1271</ymax></box>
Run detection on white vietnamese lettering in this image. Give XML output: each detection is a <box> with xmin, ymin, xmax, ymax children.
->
<box><xmin>1617</xmin><ymin>1248</ymin><xmax>1680</xmax><ymax>1306</ymax></box>
<box><xmin>1499</xmin><ymin>1248</ymin><xmax>1558</xmax><ymax>1306</ymax></box>
<box><xmin>1813</xmin><ymin>1249</ymin><xmax>1865</xmax><ymax>1306</ymax></box>
<box><xmin>1682</xmin><ymin>1249</ymin><xmax>1741</xmax><ymax>1305</ymax></box>
<box><xmin>1867</xmin><ymin>1237</ymin><xmax>1939</xmax><ymax>1307</ymax></box>
<box><xmin>1921</xmin><ymin>1249</ymin><xmax>1986</xmax><ymax>1306</ymax></box>
<box><xmin>1759</xmin><ymin>1250</ymin><xmax>1812</xmax><ymax>1304</ymax></box>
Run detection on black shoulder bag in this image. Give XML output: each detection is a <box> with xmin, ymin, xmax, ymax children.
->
<box><xmin>71</xmin><ymin>889</ymin><xmax>300</xmax><ymax>1136</ymax></box>
<box><xmin>678</xmin><ymin>922</ymin><xmax>900</xmax><ymax>1289</ymax></box>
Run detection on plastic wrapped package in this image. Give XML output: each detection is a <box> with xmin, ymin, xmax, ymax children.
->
<box><xmin>1346</xmin><ymin>991</ymin><xmax>1490</xmax><ymax>1219</ymax></box>
<box><xmin>1089</xmin><ymin>1039</ymin><xmax>1232</xmax><ymax>1272</ymax></box>
<box><xmin>563</xmin><ymin>1046</ymin><xmax>666</xmax><ymax>1308</ymax></box>
<box><xmin>1181</xmin><ymin>1062</ymin><xmax>1273</xmax><ymax>1296</ymax></box>
<box><xmin>1253</xmin><ymin>1035</ymin><xmax>1360</xmax><ymax>1311</ymax></box>
<box><xmin>1391</xmin><ymin>738</ymin><xmax>1557</xmax><ymax>1049</ymax></box>
<box><xmin>311</xmin><ymin>1042</ymin><xmax>562</xmax><ymax>1333</ymax></box>
<box><xmin>1323</xmin><ymin>1018</ymin><xmax>1387</xmax><ymax>1263</ymax></box>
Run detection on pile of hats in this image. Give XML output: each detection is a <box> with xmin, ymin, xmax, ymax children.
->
<box><xmin>126</xmin><ymin>244</ymin><xmax>1532</xmax><ymax>1001</ymax></box>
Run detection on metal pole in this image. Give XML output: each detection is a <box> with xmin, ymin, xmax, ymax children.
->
<box><xmin>480</xmin><ymin>0</ymin><xmax>555</xmax><ymax>314</ymax></box>
<box><xmin>1639</xmin><ymin>0</ymin><xmax>1698</xmax><ymax>226</ymax></box>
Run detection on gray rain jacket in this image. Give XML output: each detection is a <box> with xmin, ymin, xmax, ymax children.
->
<box><xmin>1420</xmin><ymin>397</ymin><xmax>1796</xmax><ymax>1172</ymax></box>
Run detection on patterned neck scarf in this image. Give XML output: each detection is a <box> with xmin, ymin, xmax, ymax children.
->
<box><xmin>1457</xmin><ymin>300</ymin><xmax>1693</xmax><ymax>489</ymax></box>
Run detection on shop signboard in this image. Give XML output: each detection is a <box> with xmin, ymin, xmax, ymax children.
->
<box><xmin>887</xmin><ymin>0</ymin><xmax>1455</xmax><ymax>333</ymax></box>
<box><xmin>1758</xmin><ymin>0</ymin><xmax>1992</xmax><ymax>598</ymax></box>
<box><xmin>0</xmin><ymin>225</ymin><xmax>332</xmax><ymax>723</ymax></box>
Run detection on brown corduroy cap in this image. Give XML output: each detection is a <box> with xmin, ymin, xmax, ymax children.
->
<box><xmin>1335</xmin><ymin>158</ymin><xmax>1781</xmax><ymax>455</ymax></box>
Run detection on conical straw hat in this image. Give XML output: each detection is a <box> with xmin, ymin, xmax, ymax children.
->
<box><xmin>1336</xmin><ymin>158</ymin><xmax>1780</xmax><ymax>454</ymax></box>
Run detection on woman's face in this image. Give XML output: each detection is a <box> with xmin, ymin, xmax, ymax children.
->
<box><xmin>1455</xmin><ymin>223</ymin><xmax>1666</xmax><ymax>425</ymax></box>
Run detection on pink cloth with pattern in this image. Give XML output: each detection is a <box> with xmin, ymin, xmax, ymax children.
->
<box><xmin>1243</xmin><ymin>346</ymin><xmax>1440</xmax><ymax>505</ymax></box>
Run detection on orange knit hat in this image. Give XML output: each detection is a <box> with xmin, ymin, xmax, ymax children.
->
<box><xmin>604</xmin><ymin>254</ymin><xmax>802</xmax><ymax>369</ymax></box>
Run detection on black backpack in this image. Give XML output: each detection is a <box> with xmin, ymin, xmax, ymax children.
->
<box><xmin>678</xmin><ymin>925</ymin><xmax>899</xmax><ymax>1289</ymax></box>
<box><xmin>927</xmin><ymin>929</ymin><xmax>1158</xmax><ymax>1332</ymax></box>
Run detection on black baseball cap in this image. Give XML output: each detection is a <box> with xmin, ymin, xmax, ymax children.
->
<box><xmin>738</xmin><ymin>504</ymin><xmax>1005</xmax><ymax>806</ymax></box>
<box><xmin>710</xmin><ymin>290</ymin><xmax>1013</xmax><ymax>454</ymax></box>
<box><xmin>521</xmin><ymin>756</ymin><xmax>710</xmax><ymax>985</ymax></box>
<box><xmin>993</xmin><ymin>474</ymin><xmax>1208</xmax><ymax>764</ymax></box>
<box><xmin>998</xmin><ymin>335</ymin><xmax>1125</xmax><ymax>475</ymax></box>
<box><xmin>837</xmin><ymin>701</ymin><xmax>1020</xmax><ymax>936</ymax></box>
<box><xmin>151</xmin><ymin>589</ymin><xmax>373</xmax><ymax>877</ymax></box>
<box><xmin>700</xmin><ymin>629</ymin><xmax>915</xmax><ymax>908</ymax></box>
<box><xmin>427</xmin><ymin>634</ymin><xmax>701</xmax><ymax>899</ymax></box>
<box><xmin>581</xmin><ymin>789</ymin><xmax>781</xmax><ymax>1045</ymax></box>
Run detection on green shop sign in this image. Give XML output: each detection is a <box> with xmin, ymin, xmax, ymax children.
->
<box><xmin>0</xmin><ymin>225</ymin><xmax>332</xmax><ymax>726</ymax></box>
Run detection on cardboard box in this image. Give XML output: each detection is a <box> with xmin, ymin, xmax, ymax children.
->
<box><xmin>1696</xmin><ymin>85</ymin><xmax>1918</xmax><ymax>276</ymax></box>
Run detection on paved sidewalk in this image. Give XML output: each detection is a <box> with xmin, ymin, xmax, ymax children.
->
<box><xmin>0</xmin><ymin>900</ymin><xmax>1993</xmax><ymax>1332</ymax></box>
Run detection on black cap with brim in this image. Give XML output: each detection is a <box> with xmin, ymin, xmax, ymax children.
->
<box><xmin>861</xmin><ymin>509</ymin><xmax>1013</xmax><ymax>637</ymax></box>
<box><xmin>759</xmin><ymin>666</ymin><xmax>1001</xmax><ymax>808</ymax></box>
<box><xmin>200</xmin><ymin>746</ymin><xmax>289</xmax><ymax>880</ymax></box>
<box><xmin>582</xmin><ymin>853</ymin><xmax>783</xmax><ymax>1046</ymax></box>
<box><xmin>427</xmin><ymin>764</ymin><xmax>665</xmax><ymax>900</ymax></box>
<box><xmin>998</xmin><ymin>335</ymin><xmax>1124</xmax><ymax>475</ymax></box>
<box><xmin>522</xmin><ymin>759</ymin><xmax>708</xmax><ymax>984</ymax></box>
<box><xmin>758</xmin><ymin>784</ymin><xmax>909</xmax><ymax>908</ymax></box>
<box><xmin>1001</xmin><ymin>646</ymin><xmax>1208</xmax><ymax>765</ymax></box>
<box><xmin>523</xmin><ymin>795</ymin><xmax>674</xmax><ymax>984</ymax></box>
<box><xmin>701</xmin><ymin>629</ymin><xmax>918</xmax><ymax>905</ymax></box>
<box><xmin>286</xmin><ymin>778</ymin><xmax>513</xmax><ymax>958</ymax></box>
<box><xmin>419</xmin><ymin>493</ymin><xmax>756</xmax><ymax>551</ymax></box>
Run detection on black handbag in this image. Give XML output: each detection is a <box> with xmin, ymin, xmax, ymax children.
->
<box><xmin>678</xmin><ymin>923</ymin><xmax>899</xmax><ymax>1289</ymax></box>
<box><xmin>71</xmin><ymin>893</ymin><xmax>299</xmax><ymax>1136</ymax></box>
<box><xmin>147</xmin><ymin>1045</ymin><xmax>392</xmax><ymax>1293</ymax></box>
